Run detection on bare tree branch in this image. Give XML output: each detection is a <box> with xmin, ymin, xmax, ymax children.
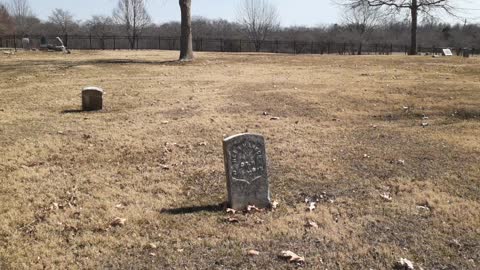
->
<box><xmin>113</xmin><ymin>0</ymin><xmax>151</xmax><ymax>49</ymax></box>
<box><xmin>48</xmin><ymin>8</ymin><xmax>75</xmax><ymax>36</ymax></box>
<box><xmin>338</xmin><ymin>0</ymin><xmax>457</xmax><ymax>55</ymax></box>
<box><xmin>236</xmin><ymin>0</ymin><xmax>280</xmax><ymax>52</ymax></box>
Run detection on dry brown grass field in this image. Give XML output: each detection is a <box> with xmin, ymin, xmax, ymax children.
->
<box><xmin>0</xmin><ymin>50</ymin><xmax>479</xmax><ymax>269</ymax></box>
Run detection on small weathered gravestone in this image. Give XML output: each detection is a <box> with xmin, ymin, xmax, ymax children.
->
<box><xmin>82</xmin><ymin>87</ymin><xmax>104</xmax><ymax>111</ymax></box>
<box><xmin>40</xmin><ymin>36</ymin><xmax>48</xmax><ymax>50</ymax></box>
<box><xmin>223</xmin><ymin>133</ymin><xmax>270</xmax><ymax>210</ymax></box>
<box><xmin>22</xmin><ymin>38</ymin><xmax>30</xmax><ymax>50</ymax></box>
<box><xmin>463</xmin><ymin>48</ymin><xmax>471</xmax><ymax>58</ymax></box>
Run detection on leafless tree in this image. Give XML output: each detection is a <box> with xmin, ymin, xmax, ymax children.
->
<box><xmin>85</xmin><ymin>15</ymin><xmax>115</xmax><ymax>37</ymax></box>
<box><xmin>48</xmin><ymin>9</ymin><xmax>75</xmax><ymax>36</ymax></box>
<box><xmin>85</xmin><ymin>15</ymin><xmax>115</xmax><ymax>49</ymax></box>
<box><xmin>342</xmin><ymin>2</ymin><xmax>384</xmax><ymax>54</ymax></box>
<box><xmin>7</xmin><ymin>0</ymin><xmax>34</xmax><ymax>35</ymax></box>
<box><xmin>7</xmin><ymin>0</ymin><xmax>30</xmax><ymax>18</ymax></box>
<box><xmin>113</xmin><ymin>0</ymin><xmax>151</xmax><ymax>49</ymax></box>
<box><xmin>340</xmin><ymin>0</ymin><xmax>457</xmax><ymax>55</ymax></box>
<box><xmin>236</xmin><ymin>0</ymin><xmax>280</xmax><ymax>52</ymax></box>
<box><xmin>179</xmin><ymin>0</ymin><xmax>193</xmax><ymax>60</ymax></box>
<box><xmin>0</xmin><ymin>3</ymin><xmax>15</xmax><ymax>34</ymax></box>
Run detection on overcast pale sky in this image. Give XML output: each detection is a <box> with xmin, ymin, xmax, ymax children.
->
<box><xmin>28</xmin><ymin>0</ymin><xmax>480</xmax><ymax>26</ymax></box>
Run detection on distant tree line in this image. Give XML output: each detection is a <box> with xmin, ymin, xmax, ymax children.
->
<box><xmin>0</xmin><ymin>0</ymin><xmax>478</xmax><ymax>50</ymax></box>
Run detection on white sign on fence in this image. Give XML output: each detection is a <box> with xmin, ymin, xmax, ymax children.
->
<box><xmin>442</xmin><ymin>49</ymin><xmax>453</xmax><ymax>56</ymax></box>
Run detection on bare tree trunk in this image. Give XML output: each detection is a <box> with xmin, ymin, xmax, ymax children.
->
<box><xmin>179</xmin><ymin>0</ymin><xmax>193</xmax><ymax>61</ymax></box>
<box><xmin>409</xmin><ymin>0</ymin><xmax>418</xmax><ymax>55</ymax></box>
<box><xmin>255</xmin><ymin>41</ymin><xmax>262</xmax><ymax>52</ymax></box>
<box><xmin>129</xmin><ymin>36</ymin><xmax>135</xmax><ymax>49</ymax></box>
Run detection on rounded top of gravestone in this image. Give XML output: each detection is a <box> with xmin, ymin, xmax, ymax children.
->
<box><xmin>224</xmin><ymin>133</ymin><xmax>264</xmax><ymax>142</ymax></box>
<box><xmin>82</xmin><ymin>87</ymin><xmax>104</xmax><ymax>93</ymax></box>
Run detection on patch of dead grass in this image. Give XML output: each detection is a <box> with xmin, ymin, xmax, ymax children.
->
<box><xmin>0</xmin><ymin>51</ymin><xmax>479</xmax><ymax>269</ymax></box>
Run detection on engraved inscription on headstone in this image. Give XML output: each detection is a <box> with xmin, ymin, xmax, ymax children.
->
<box><xmin>223</xmin><ymin>133</ymin><xmax>271</xmax><ymax>209</ymax></box>
<box><xmin>82</xmin><ymin>87</ymin><xmax>104</xmax><ymax>111</ymax></box>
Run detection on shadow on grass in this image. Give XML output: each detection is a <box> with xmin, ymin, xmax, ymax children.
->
<box><xmin>0</xmin><ymin>59</ymin><xmax>191</xmax><ymax>71</ymax></box>
<box><xmin>61</xmin><ymin>109</ymin><xmax>106</xmax><ymax>114</ymax></box>
<box><xmin>61</xmin><ymin>109</ymin><xmax>84</xmax><ymax>114</ymax></box>
<box><xmin>89</xmin><ymin>59</ymin><xmax>181</xmax><ymax>65</ymax></box>
<box><xmin>452</xmin><ymin>109</ymin><xmax>480</xmax><ymax>120</ymax></box>
<box><xmin>160</xmin><ymin>203</ymin><xmax>224</xmax><ymax>215</ymax></box>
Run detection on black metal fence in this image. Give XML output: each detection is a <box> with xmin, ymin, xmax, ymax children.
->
<box><xmin>0</xmin><ymin>35</ymin><xmax>477</xmax><ymax>56</ymax></box>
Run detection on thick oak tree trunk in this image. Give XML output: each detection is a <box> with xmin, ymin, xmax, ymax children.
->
<box><xmin>179</xmin><ymin>0</ymin><xmax>193</xmax><ymax>61</ymax></box>
<box><xmin>409</xmin><ymin>0</ymin><xmax>418</xmax><ymax>55</ymax></box>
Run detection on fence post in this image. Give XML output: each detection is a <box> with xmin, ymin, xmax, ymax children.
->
<box><xmin>293</xmin><ymin>40</ymin><xmax>296</xmax><ymax>54</ymax></box>
<box><xmin>89</xmin><ymin>34</ymin><xmax>92</xmax><ymax>49</ymax></box>
<box><xmin>136</xmin><ymin>37</ymin><xmax>139</xmax><ymax>50</ymax></box>
<box><xmin>239</xmin><ymin>39</ymin><xmax>242</xmax><ymax>52</ymax></box>
<box><xmin>390</xmin><ymin>44</ymin><xmax>393</xmax><ymax>55</ymax></box>
<box><xmin>113</xmin><ymin>36</ymin><xmax>116</xmax><ymax>50</ymax></box>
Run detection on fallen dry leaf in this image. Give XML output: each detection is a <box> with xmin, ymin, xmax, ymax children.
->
<box><xmin>271</xmin><ymin>200</ymin><xmax>279</xmax><ymax>209</ymax></box>
<box><xmin>279</xmin><ymin>250</ymin><xmax>305</xmax><ymax>264</ymax></box>
<box><xmin>380</xmin><ymin>192</ymin><xmax>393</xmax><ymax>202</ymax></box>
<box><xmin>110</xmin><ymin>217</ymin><xmax>126</xmax><ymax>227</ymax></box>
<box><xmin>394</xmin><ymin>258</ymin><xmax>414</xmax><ymax>270</ymax></box>
<box><xmin>226</xmin><ymin>208</ymin><xmax>236</xmax><ymax>214</ymax></box>
<box><xmin>52</xmin><ymin>203</ymin><xmax>59</xmax><ymax>210</ymax></box>
<box><xmin>225</xmin><ymin>217</ymin><xmax>239</xmax><ymax>223</ymax></box>
<box><xmin>305</xmin><ymin>220</ymin><xmax>319</xmax><ymax>229</ymax></box>
<box><xmin>160</xmin><ymin>164</ymin><xmax>170</xmax><ymax>170</ymax></box>
<box><xmin>247</xmin><ymin>205</ymin><xmax>260</xmax><ymax>213</ymax></box>
<box><xmin>247</xmin><ymin>249</ymin><xmax>260</xmax><ymax>256</ymax></box>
